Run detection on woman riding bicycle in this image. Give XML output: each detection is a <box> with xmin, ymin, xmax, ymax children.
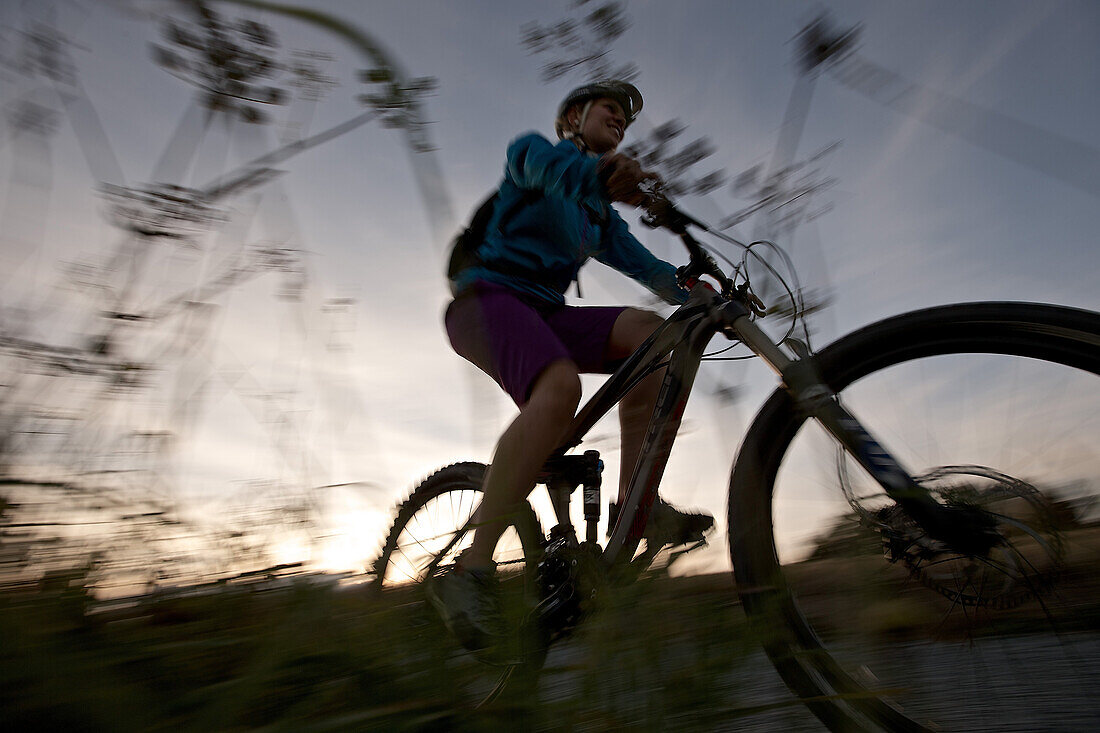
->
<box><xmin>428</xmin><ymin>80</ymin><xmax>713</xmax><ymax>656</ymax></box>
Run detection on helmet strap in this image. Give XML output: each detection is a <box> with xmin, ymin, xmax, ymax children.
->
<box><xmin>565</xmin><ymin>100</ymin><xmax>595</xmax><ymax>152</ymax></box>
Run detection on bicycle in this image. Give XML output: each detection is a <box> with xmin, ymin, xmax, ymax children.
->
<box><xmin>372</xmin><ymin>193</ymin><xmax>1100</xmax><ymax>731</ymax></box>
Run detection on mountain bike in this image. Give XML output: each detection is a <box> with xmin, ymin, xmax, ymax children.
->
<box><xmin>372</xmin><ymin>194</ymin><xmax>1100</xmax><ymax>731</ymax></box>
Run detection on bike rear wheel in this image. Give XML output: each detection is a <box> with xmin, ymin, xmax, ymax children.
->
<box><xmin>371</xmin><ymin>462</ymin><xmax>546</xmax><ymax>708</ymax></box>
<box><xmin>729</xmin><ymin>302</ymin><xmax>1100</xmax><ymax>732</ymax></box>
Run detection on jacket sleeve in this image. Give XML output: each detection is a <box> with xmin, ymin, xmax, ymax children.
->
<box><xmin>597</xmin><ymin>209</ymin><xmax>688</xmax><ymax>305</ymax></box>
<box><xmin>505</xmin><ymin>132</ymin><xmax>607</xmax><ymax>208</ymax></box>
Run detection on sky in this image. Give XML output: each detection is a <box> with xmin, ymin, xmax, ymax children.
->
<box><xmin>1</xmin><ymin>0</ymin><xmax>1098</xmax><ymax>582</ymax></box>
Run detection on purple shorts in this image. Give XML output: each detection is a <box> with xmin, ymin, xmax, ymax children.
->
<box><xmin>445</xmin><ymin>281</ymin><xmax>627</xmax><ymax>406</ymax></box>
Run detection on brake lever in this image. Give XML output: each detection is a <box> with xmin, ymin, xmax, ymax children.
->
<box><xmin>738</xmin><ymin>284</ymin><xmax>768</xmax><ymax>317</ymax></box>
<box><xmin>642</xmin><ymin>190</ymin><xmax>743</xmax><ymax>300</ymax></box>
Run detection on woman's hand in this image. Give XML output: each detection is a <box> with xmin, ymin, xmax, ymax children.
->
<box><xmin>600</xmin><ymin>153</ymin><xmax>659</xmax><ymax>207</ymax></box>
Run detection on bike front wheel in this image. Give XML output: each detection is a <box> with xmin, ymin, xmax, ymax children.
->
<box><xmin>729</xmin><ymin>302</ymin><xmax>1100</xmax><ymax>732</ymax></box>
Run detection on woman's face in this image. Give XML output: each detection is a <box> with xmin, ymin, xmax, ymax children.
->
<box><xmin>573</xmin><ymin>97</ymin><xmax>627</xmax><ymax>154</ymax></box>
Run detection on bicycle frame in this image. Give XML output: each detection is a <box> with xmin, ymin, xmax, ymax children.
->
<box><xmin>540</xmin><ymin>275</ymin><xmax>949</xmax><ymax>570</ymax></box>
<box><xmin>540</xmin><ymin>283</ymin><xmax>751</xmax><ymax>567</ymax></box>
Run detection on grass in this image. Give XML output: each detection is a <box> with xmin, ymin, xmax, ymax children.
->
<box><xmin>0</xmin><ymin>567</ymin><xmax>769</xmax><ymax>732</ymax></box>
<box><xmin>2</xmin><ymin>527</ymin><xmax>1097</xmax><ymax>731</ymax></box>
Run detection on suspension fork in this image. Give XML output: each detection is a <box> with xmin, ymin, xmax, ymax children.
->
<box><xmin>731</xmin><ymin>311</ymin><xmax>949</xmax><ymax>526</ymax></box>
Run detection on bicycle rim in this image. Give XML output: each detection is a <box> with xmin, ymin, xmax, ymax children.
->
<box><xmin>371</xmin><ymin>462</ymin><xmax>546</xmax><ymax>709</ymax></box>
<box><xmin>373</xmin><ymin>463</ymin><xmax>540</xmax><ymax>587</ymax></box>
<box><xmin>729</xmin><ymin>302</ymin><xmax>1100</xmax><ymax>732</ymax></box>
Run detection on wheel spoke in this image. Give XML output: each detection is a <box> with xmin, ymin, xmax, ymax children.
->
<box><xmin>730</xmin><ymin>303</ymin><xmax>1100</xmax><ymax>731</ymax></box>
<box><xmin>371</xmin><ymin>463</ymin><xmax>547</xmax><ymax>709</ymax></box>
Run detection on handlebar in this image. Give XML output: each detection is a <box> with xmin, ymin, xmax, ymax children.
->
<box><xmin>638</xmin><ymin>190</ymin><xmax>740</xmax><ymax>302</ymax></box>
<box><xmin>638</xmin><ymin>188</ymin><xmax>767</xmax><ymax>317</ymax></box>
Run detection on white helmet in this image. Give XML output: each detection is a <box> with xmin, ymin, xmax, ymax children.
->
<box><xmin>554</xmin><ymin>80</ymin><xmax>643</xmax><ymax>141</ymax></box>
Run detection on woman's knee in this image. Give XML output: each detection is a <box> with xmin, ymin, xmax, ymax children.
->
<box><xmin>607</xmin><ymin>308</ymin><xmax>663</xmax><ymax>361</ymax></box>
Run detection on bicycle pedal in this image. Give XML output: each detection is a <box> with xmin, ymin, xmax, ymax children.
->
<box><xmin>664</xmin><ymin>537</ymin><xmax>708</xmax><ymax>563</ymax></box>
<box><xmin>669</xmin><ymin>538</ymin><xmax>708</xmax><ymax>561</ymax></box>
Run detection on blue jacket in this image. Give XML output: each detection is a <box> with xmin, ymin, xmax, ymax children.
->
<box><xmin>451</xmin><ymin>132</ymin><xmax>687</xmax><ymax>306</ymax></box>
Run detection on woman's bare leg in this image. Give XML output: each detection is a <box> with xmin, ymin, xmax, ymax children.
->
<box><xmin>463</xmin><ymin>359</ymin><xmax>581</xmax><ymax>568</ymax></box>
<box><xmin>608</xmin><ymin>308</ymin><xmax>712</xmax><ymax>545</ymax></box>
<box><xmin>606</xmin><ymin>309</ymin><xmax>667</xmax><ymax>503</ymax></box>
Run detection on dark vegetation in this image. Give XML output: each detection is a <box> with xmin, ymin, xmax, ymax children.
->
<box><xmin>0</xmin><ymin>566</ymin><xmax>767</xmax><ymax>732</ymax></box>
<box><xmin>3</xmin><ymin>483</ymin><xmax>1096</xmax><ymax>731</ymax></box>
<box><xmin>4</xmin><ymin>529</ymin><xmax>1098</xmax><ymax>732</ymax></box>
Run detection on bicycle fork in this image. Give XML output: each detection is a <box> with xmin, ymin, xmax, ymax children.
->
<box><xmin>728</xmin><ymin>306</ymin><xmax>987</xmax><ymax>549</ymax></box>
